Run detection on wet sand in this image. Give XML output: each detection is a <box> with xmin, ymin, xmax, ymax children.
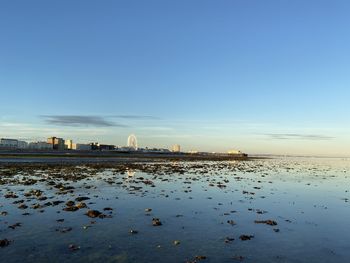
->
<box><xmin>0</xmin><ymin>157</ymin><xmax>349</xmax><ymax>262</ymax></box>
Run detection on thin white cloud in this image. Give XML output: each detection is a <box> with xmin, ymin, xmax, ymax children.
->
<box><xmin>266</xmin><ymin>133</ymin><xmax>334</xmax><ymax>141</ymax></box>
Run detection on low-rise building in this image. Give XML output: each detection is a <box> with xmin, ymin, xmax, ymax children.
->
<box><xmin>28</xmin><ymin>141</ymin><xmax>53</xmax><ymax>150</ymax></box>
<box><xmin>0</xmin><ymin>139</ymin><xmax>28</xmax><ymax>149</ymax></box>
<box><xmin>98</xmin><ymin>144</ymin><xmax>115</xmax><ymax>151</ymax></box>
<box><xmin>17</xmin><ymin>140</ymin><xmax>28</xmax><ymax>149</ymax></box>
<box><xmin>0</xmin><ymin>138</ymin><xmax>19</xmax><ymax>149</ymax></box>
<box><xmin>90</xmin><ymin>142</ymin><xmax>99</xmax><ymax>151</ymax></box>
<box><xmin>143</xmin><ymin>148</ymin><xmax>171</xmax><ymax>153</ymax></box>
<box><xmin>72</xmin><ymin>143</ymin><xmax>91</xmax><ymax>151</ymax></box>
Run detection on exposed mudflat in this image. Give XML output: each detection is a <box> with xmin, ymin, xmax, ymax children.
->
<box><xmin>0</xmin><ymin>157</ymin><xmax>349</xmax><ymax>262</ymax></box>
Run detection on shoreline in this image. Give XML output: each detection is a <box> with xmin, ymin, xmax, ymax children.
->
<box><xmin>0</xmin><ymin>150</ymin><xmax>259</xmax><ymax>165</ymax></box>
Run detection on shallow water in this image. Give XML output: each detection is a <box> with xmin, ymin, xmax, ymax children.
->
<box><xmin>0</xmin><ymin>157</ymin><xmax>350</xmax><ymax>262</ymax></box>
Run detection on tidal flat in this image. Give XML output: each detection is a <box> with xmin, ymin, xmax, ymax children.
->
<box><xmin>0</xmin><ymin>158</ymin><xmax>349</xmax><ymax>263</ymax></box>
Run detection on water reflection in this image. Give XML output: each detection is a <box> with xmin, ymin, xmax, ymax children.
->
<box><xmin>125</xmin><ymin>168</ymin><xmax>136</xmax><ymax>180</ymax></box>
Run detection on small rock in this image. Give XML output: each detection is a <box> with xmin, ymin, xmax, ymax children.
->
<box><xmin>152</xmin><ymin>218</ymin><xmax>162</xmax><ymax>226</ymax></box>
<box><xmin>65</xmin><ymin>201</ymin><xmax>75</xmax><ymax>207</ymax></box>
<box><xmin>224</xmin><ymin>237</ymin><xmax>235</xmax><ymax>243</ymax></box>
<box><xmin>0</xmin><ymin>239</ymin><xmax>10</xmax><ymax>247</ymax></box>
<box><xmin>254</xmin><ymin>220</ymin><xmax>277</xmax><ymax>226</ymax></box>
<box><xmin>129</xmin><ymin>229</ymin><xmax>138</xmax><ymax>234</ymax></box>
<box><xmin>227</xmin><ymin>220</ymin><xmax>236</xmax><ymax>226</ymax></box>
<box><xmin>76</xmin><ymin>202</ymin><xmax>87</xmax><ymax>209</ymax></box>
<box><xmin>75</xmin><ymin>197</ymin><xmax>90</xmax><ymax>202</ymax></box>
<box><xmin>8</xmin><ymin>223</ymin><xmax>21</xmax><ymax>230</ymax></box>
<box><xmin>239</xmin><ymin>235</ymin><xmax>254</xmax><ymax>241</ymax></box>
<box><xmin>18</xmin><ymin>204</ymin><xmax>28</xmax><ymax>209</ymax></box>
<box><xmin>68</xmin><ymin>244</ymin><xmax>80</xmax><ymax>251</ymax></box>
<box><xmin>56</xmin><ymin>227</ymin><xmax>72</xmax><ymax>233</ymax></box>
<box><xmin>86</xmin><ymin>210</ymin><xmax>102</xmax><ymax>218</ymax></box>
<box><xmin>63</xmin><ymin>206</ymin><xmax>79</xmax><ymax>212</ymax></box>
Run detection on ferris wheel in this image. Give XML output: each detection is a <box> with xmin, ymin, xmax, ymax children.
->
<box><xmin>127</xmin><ymin>134</ymin><xmax>138</xmax><ymax>150</ymax></box>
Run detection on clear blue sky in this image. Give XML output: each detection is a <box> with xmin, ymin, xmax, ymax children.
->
<box><xmin>1</xmin><ymin>0</ymin><xmax>350</xmax><ymax>156</ymax></box>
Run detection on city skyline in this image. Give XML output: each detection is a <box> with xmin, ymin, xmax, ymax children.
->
<box><xmin>1</xmin><ymin>1</ymin><xmax>350</xmax><ymax>156</ymax></box>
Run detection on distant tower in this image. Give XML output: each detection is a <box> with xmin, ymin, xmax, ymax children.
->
<box><xmin>127</xmin><ymin>134</ymin><xmax>138</xmax><ymax>150</ymax></box>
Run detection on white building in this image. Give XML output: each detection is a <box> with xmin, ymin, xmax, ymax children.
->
<box><xmin>0</xmin><ymin>138</ymin><xmax>19</xmax><ymax>149</ymax></box>
<box><xmin>72</xmin><ymin>143</ymin><xmax>91</xmax><ymax>151</ymax></box>
<box><xmin>172</xmin><ymin>144</ymin><xmax>181</xmax><ymax>153</ymax></box>
<box><xmin>28</xmin><ymin>141</ymin><xmax>53</xmax><ymax>150</ymax></box>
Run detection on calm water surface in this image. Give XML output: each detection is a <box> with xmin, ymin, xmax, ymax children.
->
<box><xmin>0</xmin><ymin>157</ymin><xmax>349</xmax><ymax>262</ymax></box>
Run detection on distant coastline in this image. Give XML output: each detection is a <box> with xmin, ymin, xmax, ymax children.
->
<box><xmin>0</xmin><ymin>149</ymin><xmax>251</xmax><ymax>164</ymax></box>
